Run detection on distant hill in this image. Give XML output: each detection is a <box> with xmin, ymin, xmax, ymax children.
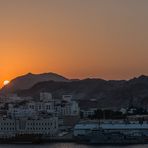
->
<box><xmin>1</xmin><ymin>73</ymin><xmax>148</xmax><ymax>109</ymax></box>
<box><xmin>15</xmin><ymin>75</ymin><xmax>148</xmax><ymax>109</ymax></box>
<box><xmin>0</xmin><ymin>72</ymin><xmax>69</xmax><ymax>93</ymax></box>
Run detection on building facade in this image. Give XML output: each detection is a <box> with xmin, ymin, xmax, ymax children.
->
<box><xmin>0</xmin><ymin>116</ymin><xmax>58</xmax><ymax>138</ymax></box>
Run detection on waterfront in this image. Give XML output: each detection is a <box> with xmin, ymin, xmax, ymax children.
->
<box><xmin>0</xmin><ymin>143</ymin><xmax>148</xmax><ymax>148</ymax></box>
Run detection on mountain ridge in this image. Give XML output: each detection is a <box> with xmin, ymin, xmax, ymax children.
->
<box><xmin>1</xmin><ymin>73</ymin><xmax>148</xmax><ymax>109</ymax></box>
<box><xmin>13</xmin><ymin>74</ymin><xmax>148</xmax><ymax>109</ymax></box>
<box><xmin>0</xmin><ymin>72</ymin><xmax>69</xmax><ymax>93</ymax></box>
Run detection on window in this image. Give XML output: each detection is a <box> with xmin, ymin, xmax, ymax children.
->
<box><xmin>39</xmin><ymin>105</ymin><xmax>41</xmax><ymax>110</ymax></box>
<box><xmin>46</xmin><ymin>105</ymin><xmax>50</xmax><ymax>110</ymax></box>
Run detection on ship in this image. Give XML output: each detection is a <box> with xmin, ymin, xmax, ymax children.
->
<box><xmin>73</xmin><ymin>121</ymin><xmax>148</xmax><ymax>145</ymax></box>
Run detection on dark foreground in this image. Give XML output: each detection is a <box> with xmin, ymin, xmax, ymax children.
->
<box><xmin>0</xmin><ymin>143</ymin><xmax>148</xmax><ymax>148</ymax></box>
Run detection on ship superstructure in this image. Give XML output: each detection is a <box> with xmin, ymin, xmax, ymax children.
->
<box><xmin>74</xmin><ymin>121</ymin><xmax>148</xmax><ymax>144</ymax></box>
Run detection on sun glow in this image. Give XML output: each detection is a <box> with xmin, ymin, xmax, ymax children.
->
<box><xmin>3</xmin><ymin>80</ymin><xmax>10</xmax><ymax>86</ymax></box>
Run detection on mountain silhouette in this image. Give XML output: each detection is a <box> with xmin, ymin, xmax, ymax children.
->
<box><xmin>1</xmin><ymin>74</ymin><xmax>148</xmax><ymax>109</ymax></box>
<box><xmin>13</xmin><ymin>75</ymin><xmax>148</xmax><ymax>109</ymax></box>
<box><xmin>0</xmin><ymin>72</ymin><xmax>69</xmax><ymax>93</ymax></box>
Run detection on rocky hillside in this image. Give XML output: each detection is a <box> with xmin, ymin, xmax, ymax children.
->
<box><xmin>15</xmin><ymin>75</ymin><xmax>148</xmax><ymax>109</ymax></box>
<box><xmin>0</xmin><ymin>72</ymin><xmax>69</xmax><ymax>93</ymax></box>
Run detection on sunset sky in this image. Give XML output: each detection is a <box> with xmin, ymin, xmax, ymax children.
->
<box><xmin>0</xmin><ymin>0</ymin><xmax>148</xmax><ymax>87</ymax></box>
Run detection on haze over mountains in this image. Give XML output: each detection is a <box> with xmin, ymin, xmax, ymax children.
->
<box><xmin>1</xmin><ymin>73</ymin><xmax>148</xmax><ymax>109</ymax></box>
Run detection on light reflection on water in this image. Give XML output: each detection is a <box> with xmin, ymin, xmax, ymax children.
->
<box><xmin>0</xmin><ymin>143</ymin><xmax>148</xmax><ymax>148</ymax></box>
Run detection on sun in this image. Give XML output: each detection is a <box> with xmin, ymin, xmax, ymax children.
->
<box><xmin>3</xmin><ymin>80</ymin><xmax>10</xmax><ymax>86</ymax></box>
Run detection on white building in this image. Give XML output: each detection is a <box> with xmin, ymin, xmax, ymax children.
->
<box><xmin>8</xmin><ymin>108</ymin><xmax>36</xmax><ymax>118</ymax></box>
<box><xmin>0</xmin><ymin>116</ymin><xmax>58</xmax><ymax>138</ymax></box>
<box><xmin>62</xmin><ymin>95</ymin><xmax>72</xmax><ymax>102</ymax></box>
<box><xmin>0</xmin><ymin>118</ymin><xmax>16</xmax><ymax>138</ymax></box>
<box><xmin>7</xmin><ymin>93</ymin><xmax>79</xmax><ymax>117</ymax></box>
<box><xmin>27</xmin><ymin>101</ymin><xmax>54</xmax><ymax>113</ymax></box>
<box><xmin>4</xmin><ymin>92</ymin><xmax>80</xmax><ymax>136</ymax></box>
<box><xmin>69</xmin><ymin>101</ymin><xmax>79</xmax><ymax>115</ymax></box>
<box><xmin>55</xmin><ymin>99</ymin><xmax>79</xmax><ymax>117</ymax></box>
<box><xmin>120</xmin><ymin>108</ymin><xmax>127</xmax><ymax>114</ymax></box>
<box><xmin>81</xmin><ymin>108</ymin><xmax>98</xmax><ymax>118</ymax></box>
<box><xmin>40</xmin><ymin>92</ymin><xmax>53</xmax><ymax>102</ymax></box>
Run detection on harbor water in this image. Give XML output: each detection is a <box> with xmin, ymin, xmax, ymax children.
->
<box><xmin>0</xmin><ymin>143</ymin><xmax>148</xmax><ymax>148</ymax></box>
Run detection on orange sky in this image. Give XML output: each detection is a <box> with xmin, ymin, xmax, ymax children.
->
<box><xmin>0</xmin><ymin>0</ymin><xmax>148</xmax><ymax>87</ymax></box>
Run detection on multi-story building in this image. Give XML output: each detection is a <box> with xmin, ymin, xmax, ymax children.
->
<box><xmin>7</xmin><ymin>93</ymin><xmax>79</xmax><ymax>117</ymax></box>
<box><xmin>40</xmin><ymin>92</ymin><xmax>53</xmax><ymax>102</ymax></box>
<box><xmin>54</xmin><ymin>95</ymin><xmax>79</xmax><ymax>117</ymax></box>
<box><xmin>0</xmin><ymin>116</ymin><xmax>58</xmax><ymax>138</ymax></box>
<box><xmin>79</xmin><ymin>100</ymin><xmax>98</xmax><ymax>118</ymax></box>
<box><xmin>4</xmin><ymin>92</ymin><xmax>79</xmax><ymax>135</ymax></box>
<box><xmin>27</xmin><ymin>101</ymin><xmax>54</xmax><ymax>113</ymax></box>
<box><xmin>2</xmin><ymin>92</ymin><xmax>59</xmax><ymax>139</ymax></box>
